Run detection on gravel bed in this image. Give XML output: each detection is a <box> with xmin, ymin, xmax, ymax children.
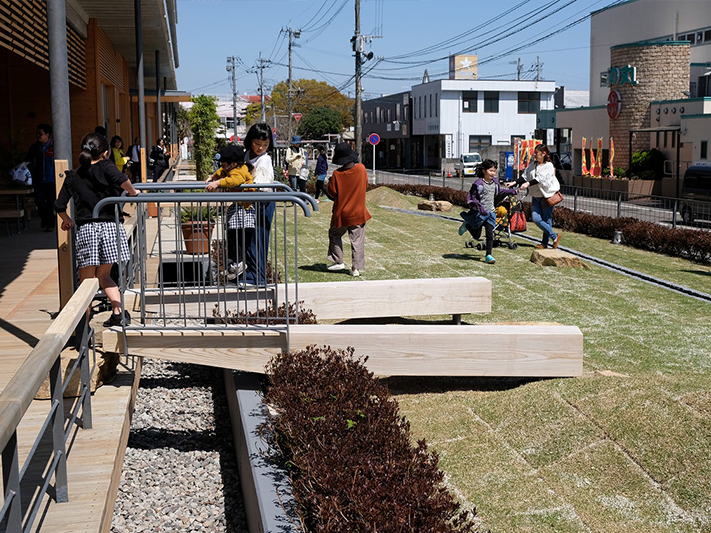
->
<box><xmin>111</xmin><ymin>358</ymin><xmax>248</xmax><ymax>533</ymax></box>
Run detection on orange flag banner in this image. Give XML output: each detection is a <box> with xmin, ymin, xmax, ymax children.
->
<box><xmin>609</xmin><ymin>137</ymin><xmax>615</xmax><ymax>177</ymax></box>
<box><xmin>593</xmin><ymin>138</ymin><xmax>603</xmax><ymax>177</ymax></box>
<box><xmin>581</xmin><ymin>137</ymin><xmax>588</xmax><ymax>176</ymax></box>
<box><xmin>589</xmin><ymin>138</ymin><xmax>597</xmax><ymax>177</ymax></box>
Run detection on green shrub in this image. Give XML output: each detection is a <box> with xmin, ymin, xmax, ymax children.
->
<box><xmin>630</xmin><ymin>148</ymin><xmax>664</xmax><ymax>178</ymax></box>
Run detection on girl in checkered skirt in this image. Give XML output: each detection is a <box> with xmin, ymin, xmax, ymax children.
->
<box><xmin>55</xmin><ymin>133</ymin><xmax>140</xmax><ymax>327</ymax></box>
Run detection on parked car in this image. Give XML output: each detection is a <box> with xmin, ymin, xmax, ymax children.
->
<box><xmin>680</xmin><ymin>165</ymin><xmax>711</xmax><ymax>224</ymax></box>
<box><xmin>454</xmin><ymin>152</ymin><xmax>482</xmax><ymax>176</ymax></box>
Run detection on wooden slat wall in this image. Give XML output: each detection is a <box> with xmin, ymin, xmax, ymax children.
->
<box><xmin>0</xmin><ymin>0</ymin><xmax>86</xmax><ymax>89</ymax></box>
<box><xmin>97</xmin><ymin>25</ymin><xmax>124</xmax><ymax>93</ymax></box>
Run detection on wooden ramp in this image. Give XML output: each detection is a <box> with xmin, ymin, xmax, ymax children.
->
<box><xmin>103</xmin><ymin>324</ymin><xmax>584</xmax><ymax>377</ymax></box>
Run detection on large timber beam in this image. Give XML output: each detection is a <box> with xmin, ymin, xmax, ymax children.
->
<box><xmin>103</xmin><ymin>324</ymin><xmax>583</xmax><ymax>377</ymax></box>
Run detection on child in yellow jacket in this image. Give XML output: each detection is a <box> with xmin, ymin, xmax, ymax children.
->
<box><xmin>205</xmin><ymin>145</ymin><xmax>255</xmax><ymax>281</ymax></box>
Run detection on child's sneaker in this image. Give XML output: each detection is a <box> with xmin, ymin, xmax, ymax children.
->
<box><xmin>327</xmin><ymin>262</ymin><xmax>346</xmax><ymax>271</ymax></box>
<box><xmin>485</xmin><ymin>255</ymin><xmax>496</xmax><ymax>264</ymax></box>
<box><xmin>103</xmin><ymin>310</ymin><xmax>131</xmax><ymax>327</ymax></box>
<box><xmin>226</xmin><ymin>261</ymin><xmax>245</xmax><ymax>280</ymax></box>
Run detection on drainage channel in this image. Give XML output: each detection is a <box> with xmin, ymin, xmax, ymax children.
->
<box><xmin>110</xmin><ymin>358</ymin><xmax>249</xmax><ymax>533</ymax></box>
<box><xmin>380</xmin><ymin>206</ymin><xmax>711</xmax><ymax>304</ymax></box>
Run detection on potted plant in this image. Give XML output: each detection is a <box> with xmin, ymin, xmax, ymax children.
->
<box><xmin>180</xmin><ymin>202</ymin><xmax>216</xmax><ymax>254</ymax></box>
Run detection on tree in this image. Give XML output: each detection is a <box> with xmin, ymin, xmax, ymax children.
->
<box><xmin>188</xmin><ymin>95</ymin><xmax>219</xmax><ymax>179</ymax></box>
<box><xmin>297</xmin><ymin>107</ymin><xmax>342</xmax><ymax>140</ymax></box>
<box><xmin>254</xmin><ymin>79</ymin><xmax>353</xmax><ymax>143</ymax></box>
<box><xmin>177</xmin><ymin>106</ymin><xmax>190</xmax><ymax>141</ymax></box>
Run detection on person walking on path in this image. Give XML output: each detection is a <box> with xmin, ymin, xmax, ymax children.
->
<box><xmin>126</xmin><ymin>137</ymin><xmax>142</xmax><ymax>183</ymax></box>
<box><xmin>24</xmin><ymin>123</ymin><xmax>56</xmax><ymax>231</ymax></box>
<box><xmin>325</xmin><ymin>143</ymin><xmax>371</xmax><ymax>277</ymax></box>
<box><xmin>460</xmin><ymin>159</ymin><xmax>517</xmax><ymax>264</ymax></box>
<box><xmin>285</xmin><ymin>135</ymin><xmax>307</xmax><ymax>192</ymax></box>
<box><xmin>54</xmin><ymin>132</ymin><xmax>141</xmax><ymax>326</ymax></box>
<box><xmin>314</xmin><ymin>144</ymin><xmax>329</xmax><ymax>203</ymax></box>
<box><xmin>510</xmin><ymin>144</ymin><xmax>561</xmax><ymax>249</ymax></box>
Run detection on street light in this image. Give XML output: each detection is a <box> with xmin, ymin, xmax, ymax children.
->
<box><xmin>226</xmin><ymin>56</ymin><xmax>238</xmax><ymax>142</ymax></box>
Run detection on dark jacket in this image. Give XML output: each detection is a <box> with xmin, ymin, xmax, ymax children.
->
<box><xmin>150</xmin><ymin>145</ymin><xmax>169</xmax><ymax>169</ymax></box>
<box><xmin>25</xmin><ymin>140</ymin><xmax>55</xmax><ymax>184</ymax></box>
<box><xmin>466</xmin><ymin>177</ymin><xmax>516</xmax><ymax>215</ymax></box>
<box><xmin>315</xmin><ymin>153</ymin><xmax>328</xmax><ymax>175</ymax></box>
<box><xmin>55</xmin><ymin>159</ymin><xmax>129</xmax><ymax>225</ymax></box>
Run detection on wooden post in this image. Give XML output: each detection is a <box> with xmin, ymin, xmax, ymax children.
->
<box><xmin>55</xmin><ymin>160</ymin><xmax>75</xmax><ymax>310</ymax></box>
<box><xmin>140</xmin><ymin>147</ymin><xmax>147</xmax><ymax>182</ymax></box>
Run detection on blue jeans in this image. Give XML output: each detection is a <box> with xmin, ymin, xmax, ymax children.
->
<box><xmin>531</xmin><ymin>197</ymin><xmax>557</xmax><ymax>247</ymax></box>
<box><xmin>244</xmin><ymin>202</ymin><xmax>276</xmax><ymax>285</ymax></box>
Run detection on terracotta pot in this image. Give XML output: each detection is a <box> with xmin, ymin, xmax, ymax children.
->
<box><xmin>147</xmin><ymin>202</ymin><xmax>159</xmax><ymax>217</ymax></box>
<box><xmin>181</xmin><ymin>221</ymin><xmax>213</xmax><ymax>254</ymax></box>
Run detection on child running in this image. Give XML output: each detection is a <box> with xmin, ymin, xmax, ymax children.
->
<box><xmin>205</xmin><ymin>145</ymin><xmax>254</xmax><ymax>281</ymax></box>
<box><xmin>459</xmin><ymin>159</ymin><xmax>517</xmax><ymax>264</ymax></box>
<box><xmin>54</xmin><ymin>132</ymin><xmax>141</xmax><ymax>326</ymax></box>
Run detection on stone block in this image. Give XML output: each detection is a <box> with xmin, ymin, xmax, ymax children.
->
<box><xmin>530</xmin><ymin>249</ymin><xmax>590</xmax><ymax>269</ymax></box>
<box><xmin>417</xmin><ymin>200</ymin><xmax>453</xmax><ymax>212</ymax></box>
<box><xmin>34</xmin><ymin>348</ymin><xmax>119</xmax><ymax>400</ymax></box>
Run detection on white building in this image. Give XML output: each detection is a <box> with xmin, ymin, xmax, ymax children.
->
<box><xmin>409</xmin><ymin>78</ymin><xmax>556</xmax><ymax>168</ymax></box>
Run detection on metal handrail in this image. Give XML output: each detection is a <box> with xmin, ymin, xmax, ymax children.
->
<box><xmin>0</xmin><ymin>279</ymin><xmax>99</xmax><ymax>533</ymax></box>
<box><xmin>93</xmin><ymin>191</ymin><xmax>318</xmax><ymax>218</ymax></box>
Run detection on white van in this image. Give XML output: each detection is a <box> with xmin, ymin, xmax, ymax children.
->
<box><xmin>454</xmin><ymin>152</ymin><xmax>482</xmax><ymax>176</ymax></box>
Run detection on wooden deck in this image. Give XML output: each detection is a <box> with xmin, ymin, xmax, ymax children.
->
<box><xmin>0</xmin><ymin>225</ymin><xmax>139</xmax><ymax>533</ymax></box>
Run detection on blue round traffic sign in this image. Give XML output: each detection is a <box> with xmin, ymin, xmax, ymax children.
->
<box><xmin>368</xmin><ymin>133</ymin><xmax>380</xmax><ymax>145</ymax></box>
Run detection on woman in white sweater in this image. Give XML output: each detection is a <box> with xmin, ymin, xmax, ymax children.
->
<box><xmin>514</xmin><ymin>144</ymin><xmax>561</xmax><ymax>249</ymax></box>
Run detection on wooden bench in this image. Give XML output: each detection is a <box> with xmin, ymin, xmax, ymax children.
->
<box><xmin>103</xmin><ymin>323</ymin><xmax>584</xmax><ymax>377</ymax></box>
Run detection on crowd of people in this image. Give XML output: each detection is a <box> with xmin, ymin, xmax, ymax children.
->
<box><xmin>23</xmin><ymin>118</ymin><xmax>562</xmax><ymax>331</ymax></box>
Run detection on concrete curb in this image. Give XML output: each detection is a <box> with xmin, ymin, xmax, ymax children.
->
<box><xmin>223</xmin><ymin>370</ymin><xmax>302</xmax><ymax>533</ymax></box>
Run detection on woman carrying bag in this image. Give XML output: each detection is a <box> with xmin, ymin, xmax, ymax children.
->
<box><xmin>509</xmin><ymin>144</ymin><xmax>561</xmax><ymax>249</ymax></box>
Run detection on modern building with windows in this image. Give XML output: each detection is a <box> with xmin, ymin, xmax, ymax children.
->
<box><xmin>410</xmin><ymin>78</ymin><xmax>556</xmax><ymax>170</ymax></box>
<box><xmin>361</xmin><ymin>91</ymin><xmax>412</xmax><ymax>169</ymax></box>
<box><xmin>536</xmin><ymin>0</ymin><xmax>711</xmax><ymax>195</ymax></box>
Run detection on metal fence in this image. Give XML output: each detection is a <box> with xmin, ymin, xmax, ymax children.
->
<box><xmin>93</xmin><ymin>184</ymin><xmax>318</xmax><ymax>332</ymax></box>
<box><xmin>371</xmin><ymin>170</ymin><xmax>711</xmax><ymax>230</ymax></box>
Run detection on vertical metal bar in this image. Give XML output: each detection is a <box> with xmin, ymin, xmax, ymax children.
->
<box><xmin>672</xmin><ymin>199</ymin><xmax>678</xmax><ymax>230</ymax></box>
<box><xmin>135</xmin><ymin>0</ymin><xmax>147</xmax><ymax>171</ymax></box>
<box><xmin>616</xmin><ymin>193</ymin><xmax>622</xmax><ymax>219</ymax></box>
<box><xmin>78</xmin><ymin>315</ymin><xmax>93</xmax><ymax>429</ymax></box>
<box><xmin>47</xmin><ymin>0</ymin><xmax>72</xmax><ymax>164</ymax></box>
<box><xmin>573</xmin><ymin>187</ymin><xmax>578</xmax><ymax>213</ymax></box>
<box><xmin>1</xmin><ymin>431</ymin><xmax>22</xmax><ymax>533</ymax></box>
<box><xmin>49</xmin><ymin>358</ymin><xmax>69</xmax><ymax>502</ymax></box>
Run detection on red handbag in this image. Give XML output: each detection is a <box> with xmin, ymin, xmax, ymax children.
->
<box><xmin>510</xmin><ymin>211</ymin><xmax>527</xmax><ymax>232</ymax></box>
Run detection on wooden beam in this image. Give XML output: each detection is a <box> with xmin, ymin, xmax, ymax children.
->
<box><xmin>55</xmin><ymin>160</ymin><xmax>73</xmax><ymax>310</ymax></box>
<box><xmin>103</xmin><ymin>324</ymin><xmax>583</xmax><ymax>378</ymax></box>
<box><xmin>142</xmin><ymin>277</ymin><xmax>493</xmax><ymax>320</ymax></box>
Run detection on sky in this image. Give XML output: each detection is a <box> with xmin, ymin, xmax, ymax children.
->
<box><xmin>175</xmin><ymin>0</ymin><xmax>623</xmax><ymax>101</ymax></box>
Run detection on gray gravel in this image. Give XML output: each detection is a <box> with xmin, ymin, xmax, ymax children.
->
<box><xmin>111</xmin><ymin>359</ymin><xmax>248</xmax><ymax>532</ymax></box>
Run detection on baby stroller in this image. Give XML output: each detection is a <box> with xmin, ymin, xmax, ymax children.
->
<box><xmin>464</xmin><ymin>191</ymin><xmax>525</xmax><ymax>250</ymax></box>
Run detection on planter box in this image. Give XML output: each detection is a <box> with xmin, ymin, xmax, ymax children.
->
<box><xmin>572</xmin><ymin>175</ymin><xmax>583</xmax><ymax>188</ymax></box>
<box><xmin>582</xmin><ymin>176</ymin><xmax>593</xmax><ymax>189</ymax></box>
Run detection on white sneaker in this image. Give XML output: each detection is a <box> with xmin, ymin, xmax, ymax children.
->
<box><xmin>327</xmin><ymin>262</ymin><xmax>346</xmax><ymax>271</ymax></box>
<box><xmin>351</xmin><ymin>268</ymin><xmax>360</xmax><ymax>277</ymax></box>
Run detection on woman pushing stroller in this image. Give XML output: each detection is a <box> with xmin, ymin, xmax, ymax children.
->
<box><xmin>459</xmin><ymin>159</ymin><xmax>517</xmax><ymax>264</ymax></box>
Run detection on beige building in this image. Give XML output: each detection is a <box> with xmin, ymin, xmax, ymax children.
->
<box><xmin>537</xmin><ymin>0</ymin><xmax>711</xmax><ymax>194</ymax></box>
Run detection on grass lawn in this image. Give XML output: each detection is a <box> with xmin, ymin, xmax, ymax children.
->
<box><xmin>288</xmin><ymin>187</ymin><xmax>711</xmax><ymax>532</ymax></box>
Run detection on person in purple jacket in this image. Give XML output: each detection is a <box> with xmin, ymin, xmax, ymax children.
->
<box><xmin>459</xmin><ymin>159</ymin><xmax>517</xmax><ymax>264</ymax></box>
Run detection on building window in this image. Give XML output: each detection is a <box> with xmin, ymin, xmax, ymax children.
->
<box><xmin>701</xmin><ymin>140</ymin><xmax>708</xmax><ymax>159</ymax></box>
<box><xmin>429</xmin><ymin>94</ymin><xmax>433</xmax><ymax>117</ymax></box>
<box><xmin>419</xmin><ymin>97</ymin><xmax>422</xmax><ymax>119</ymax></box>
<box><xmin>396</xmin><ymin>104</ymin><xmax>401</xmax><ymax>121</ymax></box>
<box><xmin>463</xmin><ymin>91</ymin><xmax>477</xmax><ymax>113</ymax></box>
<box><xmin>518</xmin><ymin>92</ymin><xmax>540</xmax><ymax>114</ymax></box>
<box><xmin>435</xmin><ymin>94</ymin><xmax>438</xmax><ymax>117</ymax></box>
<box><xmin>664</xmin><ymin>131</ymin><xmax>668</xmax><ymax>148</ymax></box>
<box><xmin>424</xmin><ymin>95</ymin><xmax>428</xmax><ymax>118</ymax></box>
<box><xmin>468</xmin><ymin>135</ymin><xmax>492</xmax><ymax>151</ymax></box>
<box><xmin>671</xmin><ymin>131</ymin><xmax>675</xmax><ymax>148</ymax></box>
<box><xmin>484</xmin><ymin>91</ymin><xmax>499</xmax><ymax>113</ymax></box>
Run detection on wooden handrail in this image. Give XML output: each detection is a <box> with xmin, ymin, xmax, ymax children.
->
<box><xmin>0</xmin><ymin>279</ymin><xmax>99</xmax><ymax>452</ymax></box>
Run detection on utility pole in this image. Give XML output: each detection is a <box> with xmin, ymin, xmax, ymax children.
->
<box><xmin>517</xmin><ymin>58</ymin><xmax>523</xmax><ymax>80</ymax></box>
<box><xmin>288</xmin><ymin>28</ymin><xmax>301</xmax><ymax>140</ymax></box>
<box><xmin>226</xmin><ymin>56</ymin><xmax>238</xmax><ymax>142</ymax></box>
<box><xmin>535</xmin><ymin>56</ymin><xmax>543</xmax><ymax>82</ymax></box>
<box><xmin>354</xmin><ymin>0</ymin><xmax>362</xmax><ymax>156</ymax></box>
<box><xmin>255</xmin><ymin>53</ymin><xmax>271</xmax><ymax>123</ymax></box>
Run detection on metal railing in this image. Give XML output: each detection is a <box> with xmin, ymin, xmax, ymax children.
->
<box><xmin>0</xmin><ymin>280</ymin><xmax>98</xmax><ymax>533</ymax></box>
<box><xmin>92</xmin><ymin>185</ymin><xmax>318</xmax><ymax>333</ymax></box>
<box><xmin>372</xmin><ymin>169</ymin><xmax>710</xmax><ymax>230</ymax></box>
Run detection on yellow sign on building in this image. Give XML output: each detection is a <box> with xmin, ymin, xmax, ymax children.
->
<box><xmin>449</xmin><ymin>55</ymin><xmax>478</xmax><ymax>80</ymax></box>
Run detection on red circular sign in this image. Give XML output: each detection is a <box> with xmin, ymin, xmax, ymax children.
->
<box><xmin>607</xmin><ymin>90</ymin><xmax>621</xmax><ymax>120</ymax></box>
<box><xmin>368</xmin><ymin>133</ymin><xmax>380</xmax><ymax>145</ymax></box>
